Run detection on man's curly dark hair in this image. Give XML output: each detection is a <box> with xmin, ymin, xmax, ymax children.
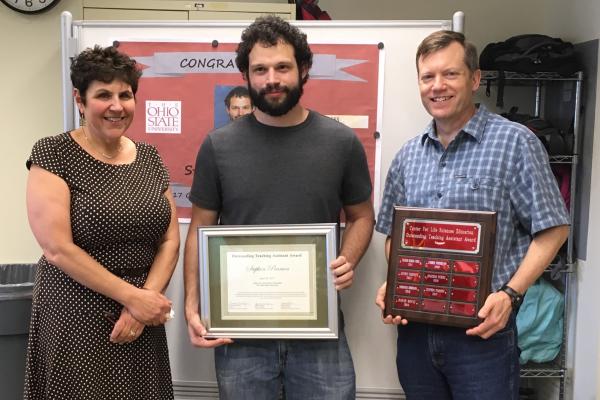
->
<box><xmin>235</xmin><ymin>15</ymin><xmax>313</xmax><ymax>85</ymax></box>
<box><xmin>70</xmin><ymin>45</ymin><xmax>142</xmax><ymax>104</ymax></box>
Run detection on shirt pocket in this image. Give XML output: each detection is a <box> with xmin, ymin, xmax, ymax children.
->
<box><xmin>448</xmin><ymin>174</ymin><xmax>504</xmax><ymax>212</ymax></box>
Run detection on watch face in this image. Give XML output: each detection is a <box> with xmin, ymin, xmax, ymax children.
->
<box><xmin>2</xmin><ymin>0</ymin><xmax>60</xmax><ymax>14</ymax></box>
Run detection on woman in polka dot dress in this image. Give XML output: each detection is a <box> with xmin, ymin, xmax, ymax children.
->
<box><xmin>23</xmin><ymin>46</ymin><xmax>179</xmax><ymax>399</ymax></box>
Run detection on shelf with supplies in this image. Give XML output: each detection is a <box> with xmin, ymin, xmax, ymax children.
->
<box><xmin>481</xmin><ymin>69</ymin><xmax>583</xmax><ymax>266</ymax></box>
<box><xmin>549</xmin><ymin>155</ymin><xmax>575</xmax><ymax>164</ymax></box>
<box><xmin>480</xmin><ymin>70</ymin><xmax>583</xmax><ymax>400</ymax></box>
<box><xmin>521</xmin><ymin>362</ymin><xmax>565</xmax><ymax>379</ymax></box>
<box><xmin>520</xmin><ymin>268</ymin><xmax>570</xmax><ymax>384</ymax></box>
<box><xmin>520</xmin><ymin>343</ymin><xmax>568</xmax><ymax>397</ymax></box>
<box><xmin>547</xmin><ymin>261</ymin><xmax>575</xmax><ymax>275</ymax></box>
<box><xmin>481</xmin><ymin>70</ymin><xmax>583</xmax><ymax>82</ymax></box>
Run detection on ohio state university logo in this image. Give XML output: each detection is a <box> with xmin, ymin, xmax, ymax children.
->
<box><xmin>146</xmin><ymin>101</ymin><xmax>182</xmax><ymax>134</ymax></box>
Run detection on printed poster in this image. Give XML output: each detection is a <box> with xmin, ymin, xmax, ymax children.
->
<box><xmin>117</xmin><ymin>41</ymin><xmax>381</xmax><ymax>220</ymax></box>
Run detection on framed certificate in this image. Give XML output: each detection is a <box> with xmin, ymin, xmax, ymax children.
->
<box><xmin>197</xmin><ymin>224</ymin><xmax>339</xmax><ymax>339</ymax></box>
<box><xmin>384</xmin><ymin>207</ymin><xmax>497</xmax><ymax>328</ymax></box>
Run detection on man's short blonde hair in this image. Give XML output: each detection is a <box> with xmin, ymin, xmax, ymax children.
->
<box><xmin>416</xmin><ymin>30</ymin><xmax>479</xmax><ymax>73</ymax></box>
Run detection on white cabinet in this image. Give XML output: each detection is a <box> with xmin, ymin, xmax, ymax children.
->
<box><xmin>82</xmin><ymin>0</ymin><xmax>296</xmax><ymax>21</ymax></box>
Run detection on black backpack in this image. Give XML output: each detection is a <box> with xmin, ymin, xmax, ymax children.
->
<box><xmin>480</xmin><ymin>34</ymin><xmax>580</xmax><ymax>75</ymax></box>
<box><xmin>480</xmin><ymin>35</ymin><xmax>581</xmax><ymax>107</ymax></box>
<box><xmin>502</xmin><ymin>107</ymin><xmax>572</xmax><ymax>156</ymax></box>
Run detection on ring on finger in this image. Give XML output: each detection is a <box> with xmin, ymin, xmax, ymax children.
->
<box><xmin>129</xmin><ymin>329</ymin><xmax>137</xmax><ymax>337</ymax></box>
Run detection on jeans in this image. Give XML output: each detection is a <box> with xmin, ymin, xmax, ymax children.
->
<box><xmin>395</xmin><ymin>314</ymin><xmax>520</xmax><ymax>400</ymax></box>
<box><xmin>214</xmin><ymin>328</ymin><xmax>355</xmax><ymax>400</ymax></box>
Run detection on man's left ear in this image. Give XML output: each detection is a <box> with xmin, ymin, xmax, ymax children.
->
<box><xmin>301</xmin><ymin>66</ymin><xmax>309</xmax><ymax>81</ymax></box>
<box><xmin>471</xmin><ymin>69</ymin><xmax>482</xmax><ymax>91</ymax></box>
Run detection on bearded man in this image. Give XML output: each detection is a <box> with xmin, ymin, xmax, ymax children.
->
<box><xmin>183</xmin><ymin>15</ymin><xmax>374</xmax><ymax>400</ymax></box>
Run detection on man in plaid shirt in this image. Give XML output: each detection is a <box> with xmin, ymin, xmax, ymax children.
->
<box><xmin>375</xmin><ymin>30</ymin><xmax>569</xmax><ymax>400</ymax></box>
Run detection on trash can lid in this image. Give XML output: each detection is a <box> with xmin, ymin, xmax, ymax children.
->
<box><xmin>0</xmin><ymin>264</ymin><xmax>36</xmax><ymax>300</ymax></box>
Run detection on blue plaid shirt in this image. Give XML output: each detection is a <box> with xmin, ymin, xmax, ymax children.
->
<box><xmin>376</xmin><ymin>105</ymin><xmax>569</xmax><ymax>291</ymax></box>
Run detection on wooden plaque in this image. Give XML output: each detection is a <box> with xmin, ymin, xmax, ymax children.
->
<box><xmin>384</xmin><ymin>207</ymin><xmax>497</xmax><ymax>328</ymax></box>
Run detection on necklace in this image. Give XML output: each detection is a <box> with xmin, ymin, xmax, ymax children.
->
<box><xmin>82</xmin><ymin>126</ymin><xmax>123</xmax><ymax>159</ymax></box>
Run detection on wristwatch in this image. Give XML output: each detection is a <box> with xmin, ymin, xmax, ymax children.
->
<box><xmin>499</xmin><ymin>284</ymin><xmax>524</xmax><ymax>310</ymax></box>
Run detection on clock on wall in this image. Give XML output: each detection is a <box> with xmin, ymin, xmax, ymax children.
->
<box><xmin>1</xmin><ymin>0</ymin><xmax>61</xmax><ymax>14</ymax></box>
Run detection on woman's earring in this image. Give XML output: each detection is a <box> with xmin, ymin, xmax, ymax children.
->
<box><xmin>78</xmin><ymin>112</ymin><xmax>86</xmax><ymax>127</ymax></box>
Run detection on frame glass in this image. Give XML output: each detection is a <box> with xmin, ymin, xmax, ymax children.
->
<box><xmin>197</xmin><ymin>224</ymin><xmax>338</xmax><ymax>339</ymax></box>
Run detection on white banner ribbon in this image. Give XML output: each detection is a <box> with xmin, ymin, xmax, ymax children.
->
<box><xmin>135</xmin><ymin>51</ymin><xmax>366</xmax><ymax>81</ymax></box>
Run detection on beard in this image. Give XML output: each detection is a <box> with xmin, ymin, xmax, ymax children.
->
<box><xmin>248</xmin><ymin>80</ymin><xmax>303</xmax><ymax>117</ymax></box>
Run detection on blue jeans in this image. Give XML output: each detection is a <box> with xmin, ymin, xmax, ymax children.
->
<box><xmin>214</xmin><ymin>328</ymin><xmax>355</xmax><ymax>400</ymax></box>
<box><xmin>395</xmin><ymin>315</ymin><xmax>520</xmax><ymax>400</ymax></box>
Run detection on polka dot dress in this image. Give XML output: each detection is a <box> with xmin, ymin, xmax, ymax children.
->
<box><xmin>23</xmin><ymin>132</ymin><xmax>174</xmax><ymax>399</ymax></box>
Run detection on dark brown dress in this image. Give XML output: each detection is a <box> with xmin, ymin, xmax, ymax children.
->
<box><xmin>24</xmin><ymin>132</ymin><xmax>174</xmax><ymax>399</ymax></box>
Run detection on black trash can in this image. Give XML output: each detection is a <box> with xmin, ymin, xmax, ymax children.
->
<box><xmin>0</xmin><ymin>264</ymin><xmax>36</xmax><ymax>400</ymax></box>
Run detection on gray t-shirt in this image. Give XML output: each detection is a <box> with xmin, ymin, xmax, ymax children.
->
<box><xmin>190</xmin><ymin>110</ymin><xmax>372</xmax><ymax>225</ymax></box>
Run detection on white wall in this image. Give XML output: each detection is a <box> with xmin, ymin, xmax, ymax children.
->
<box><xmin>547</xmin><ymin>1</ymin><xmax>600</xmax><ymax>398</ymax></box>
<box><xmin>319</xmin><ymin>0</ymin><xmax>560</xmax><ymax>51</ymax></box>
<box><xmin>0</xmin><ymin>0</ymin><xmax>82</xmax><ymax>263</ymax></box>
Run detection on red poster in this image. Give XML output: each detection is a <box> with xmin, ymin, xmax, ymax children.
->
<box><xmin>116</xmin><ymin>41</ymin><xmax>380</xmax><ymax>220</ymax></box>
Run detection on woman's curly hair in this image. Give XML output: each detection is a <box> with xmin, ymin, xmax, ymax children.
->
<box><xmin>71</xmin><ymin>45</ymin><xmax>142</xmax><ymax>103</ymax></box>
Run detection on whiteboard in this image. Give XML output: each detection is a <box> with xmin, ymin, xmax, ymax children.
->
<box><xmin>60</xmin><ymin>14</ymin><xmax>460</xmax><ymax>397</ymax></box>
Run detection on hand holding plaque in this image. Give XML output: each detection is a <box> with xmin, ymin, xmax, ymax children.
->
<box><xmin>384</xmin><ymin>207</ymin><xmax>497</xmax><ymax>328</ymax></box>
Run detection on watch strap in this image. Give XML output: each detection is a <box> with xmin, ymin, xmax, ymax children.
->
<box><xmin>499</xmin><ymin>284</ymin><xmax>524</xmax><ymax>310</ymax></box>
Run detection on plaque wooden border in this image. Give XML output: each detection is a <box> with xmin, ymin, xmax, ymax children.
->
<box><xmin>384</xmin><ymin>207</ymin><xmax>497</xmax><ymax>328</ymax></box>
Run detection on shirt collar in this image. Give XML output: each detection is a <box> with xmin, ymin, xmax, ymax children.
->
<box><xmin>420</xmin><ymin>104</ymin><xmax>490</xmax><ymax>145</ymax></box>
